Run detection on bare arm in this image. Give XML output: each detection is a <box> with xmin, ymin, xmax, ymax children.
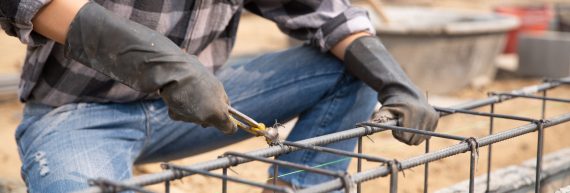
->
<box><xmin>31</xmin><ymin>0</ymin><xmax>87</xmax><ymax>44</ymax></box>
<box><xmin>330</xmin><ymin>31</ymin><xmax>372</xmax><ymax>61</ymax></box>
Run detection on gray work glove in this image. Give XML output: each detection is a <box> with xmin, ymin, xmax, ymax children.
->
<box><xmin>64</xmin><ymin>2</ymin><xmax>237</xmax><ymax>134</ymax></box>
<box><xmin>344</xmin><ymin>36</ymin><xmax>439</xmax><ymax>145</ymax></box>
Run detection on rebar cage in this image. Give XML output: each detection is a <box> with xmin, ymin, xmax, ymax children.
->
<box><xmin>77</xmin><ymin>77</ymin><xmax>570</xmax><ymax>193</ymax></box>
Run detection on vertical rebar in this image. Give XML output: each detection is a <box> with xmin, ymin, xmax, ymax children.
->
<box><xmin>423</xmin><ymin>138</ymin><xmax>430</xmax><ymax>193</ymax></box>
<box><xmin>466</xmin><ymin>138</ymin><xmax>478</xmax><ymax>193</ymax></box>
<box><xmin>485</xmin><ymin>103</ymin><xmax>495</xmax><ymax>193</ymax></box>
<box><xmin>535</xmin><ymin>123</ymin><xmax>544</xmax><ymax>193</ymax></box>
<box><xmin>424</xmin><ymin>91</ymin><xmax>430</xmax><ymax>193</ymax></box>
<box><xmin>542</xmin><ymin>90</ymin><xmax>547</xmax><ymax>119</ymax></box>
<box><xmin>273</xmin><ymin>156</ymin><xmax>279</xmax><ymax>193</ymax></box>
<box><xmin>357</xmin><ymin>136</ymin><xmax>363</xmax><ymax>193</ymax></box>
<box><xmin>469</xmin><ymin>151</ymin><xmax>476</xmax><ymax>193</ymax></box>
<box><xmin>389</xmin><ymin>162</ymin><xmax>398</xmax><ymax>193</ymax></box>
<box><xmin>161</xmin><ymin>163</ymin><xmax>171</xmax><ymax>193</ymax></box>
<box><xmin>535</xmin><ymin>90</ymin><xmax>547</xmax><ymax>193</ymax></box>
<box><xmin>222</xmin><ymin>167</ymin><xmax>228</xmax><ymax>193</ymax></box>
<box><xmin>165</xmin><ymin>180</ymin><xmax>170</xmax><ymax>193</ymax></box>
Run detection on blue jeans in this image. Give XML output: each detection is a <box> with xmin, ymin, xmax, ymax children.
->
<box><xmin>15</xmin><ymin>46</ymin><xmax>377</xmax><ymax>192</ymax></box>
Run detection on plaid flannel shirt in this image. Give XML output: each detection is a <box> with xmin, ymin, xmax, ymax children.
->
<box><xmin>0</xmin><ymin>0</ymin><xmax>375</xmax><ymax>106</ymax></box>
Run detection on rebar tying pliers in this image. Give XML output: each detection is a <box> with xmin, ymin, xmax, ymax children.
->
<box><xmin>228</xmin><ymin>107</ymin><xmax>280</xmax><ymax>145</ymax></box>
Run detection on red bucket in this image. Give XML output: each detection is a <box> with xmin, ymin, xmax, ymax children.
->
<box><xmin>495</xmin><ymin>4</ymin><xmax>553</xmax><ymax>53</ymax></box>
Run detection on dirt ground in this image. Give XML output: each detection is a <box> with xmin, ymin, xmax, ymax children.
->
<box><xmin>1</xmin><ymin>1</ymin><xmax>570</xmax><ymax>193</ymax></box>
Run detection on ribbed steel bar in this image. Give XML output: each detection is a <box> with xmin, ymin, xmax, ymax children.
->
<box><xmin>545</xmin><ymin>78</ymin><xmax>570</xmax><ymax>85</ymax></box>
<box><xmin>485</xmin><ymin>103</ymin><xmax>495</xmax><ymax>192</ymax></box>
<box><xmin>273</xmin><ymin>156</ymin><xmax>279</xmax><ymax>193</ymax></box>
<box><xmin>465</xmin><ymin>138</ymin><xmax>479</xmax><ymax>193</ymax></box>
<box><xmin>542</xmin><ymin>90</ymin><xmax>547</xmax><ymax>119</ymax></box>
<box><xmin>88</xmin><ymin>178</ymin><xmax>156</xmax><ymax>193</ymax></box>
<box><xmin>359</xmin><ymin>122</ymin><xmax>467</xmax><ymax>141</ymax></box>
<box><xmin>281</xmin><ymin>141</ymin><xmax>390</xmax><ymax>163</ymax></box>
<box><xmin>77</xmin><ymin>78</ymin><xmax>569</xmax><ymax>193</ymax></box>
<box><xmin>222</xmin><ymin>167</ymin><xmax>228</xmax><ymax>193</ymax></box>
<box><xmin>388</xmin><ymin>161</ymin><xmax>399</xmax><ymax>193</ymax></box>
<box><xmin>164</xmin><ymin>180</ymin><xmax>170</xmax><ymax>193</ymax></box>
<box><xmin>423</xmin><ymin>139</ymin><xmax>430</xmax><ymax>193</ymax></box>
<box><xmin>434</xmin><ymin>107</ymin><xmax>537</xmax><ymax>122</ymax></box>
<box><xmin>449</xmin><ymin>77</ymin><xmax>565</xmax><ymax>111</ymax></box>
<box><xmin>159</xmin><ymin>164</ymin><xmax>171</xmax><ymax>193</ymax></box>
<box><xmin>78</xmin><ymin>125</ymin><xmax>385</xmax><ymax>193</ymax></box>
<box><xmin>469</xmin><ymin>148</ymin><xmax>476</xmax><ymax>193</ymax></box>
<box><xmin>357</xmin><ymin>137</ymin><xmax>363</xmax><ymax>193</ymax></box>
<box><xmin>223</xmin><ymin>151</ymin><xmax>355</xmax><ymax>193</ymax></box>
<box><xmin>490</xmin><ymin>92</ymin><xmax>570</xmax><ymax>103</ymax></box>
<box><xmin>297</xmin><ymin>112</ymin><xmax>570</xmax><ymax>193</ymax></box>
<box><xmin>535</xmin><ymin>90</ymin><xmax>547</xmax><ymax>192</ymax></box>
<box><xmin>535</xmin><ymin>123</ymin><xmax>545</xmax><ymax>193</ymax></box>
<box><xmin>223</xmin><ymin>151</ymin><xmax>343</xmax><ymax>177</ymax></box>
<box><xmin>163</xmin><ymin>163</ymin><xmax>293</xmax><ymax>193</ymax></box>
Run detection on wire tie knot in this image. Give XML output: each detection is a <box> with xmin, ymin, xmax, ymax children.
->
<box><xmin>337</xmin><ymin>171</ymin><xmax>356</xmax><ymax>193</ymax></box>
<box><xmin>463</xmin><ymin>137</ymin><xmax>480</xmax><ymax>171</ymax></box>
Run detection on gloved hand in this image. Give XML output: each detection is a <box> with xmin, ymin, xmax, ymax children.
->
<box><xmin>64</xmin><ymin>2</ymin><xmax>237</xmax><ymax>134</ymax></box>
<box><xmin>344</xmin><ymin>35</ymin><xmax>439</xmax><ymax>145</ymax></box>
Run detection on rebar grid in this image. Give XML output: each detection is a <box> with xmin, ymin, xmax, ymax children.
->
<box><xmin>77</xmin><ymin>77</ymin><xmax>570</xmax><ymax>193</ymax></box>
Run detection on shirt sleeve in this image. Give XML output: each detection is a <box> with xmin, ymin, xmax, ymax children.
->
<box><xmin>244</xmin><ymin>0</ymin><xmax>376</xmax><ymax>52</ymax></box>
<box><xmin>0</xmin><ymin>0</ymin><xmax>53</xmax><ymax>46</ymax></box>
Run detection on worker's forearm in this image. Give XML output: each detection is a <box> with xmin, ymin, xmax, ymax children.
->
<box><xmin>330</xmin><ymin>31</ymin><xmax>372</xmax><ymax>61</ymax></box>
<box><xmin>32</xmin><ymin>0</ymin><xmax>88</xmax><ymax>44</ymax></box>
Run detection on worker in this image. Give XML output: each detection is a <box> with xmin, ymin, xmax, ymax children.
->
<box><xmin>0</xmin><ymin>0</ymin><xmax>439</xmax><ymax>192</ymax></box>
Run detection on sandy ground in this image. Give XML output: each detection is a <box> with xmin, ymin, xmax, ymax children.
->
<box><xmin>1</xmin><ymin>1</ymin><xmax>570</xmax><ymax>193</ymax></box>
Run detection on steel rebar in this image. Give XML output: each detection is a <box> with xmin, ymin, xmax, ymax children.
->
<box><xmin>485</xmin><ymin>103</ymin><xmax>495</xmax><ymax>193</ymax></box>
<box><xmin>163</xmin><ymin>163</ymin><xmax>293</xmax><ymax>193</ymax></box>
<box><xmin>88</xmin><ymin>178</ymin><xmax>156</xmax><ymax>193</ymax></box>
<box><xmin>535</xmin><ymin>123</ymin><xmax>545</xmax><ymax>193</ymax></box>
<box><xmin>77</xmin><ymin>78</ymin><xmax>570</xmax><ymax>193</ymax></box>
<box><xmin>297</xmin><ymin>112</ymin><xmax>570</xmax><ymax>193</ymax></box>
<box><xmin>281</xmin><ymin>141</ymin><xmax>390</xmax><ymax>163</ymax></box>
<box><xmin>423</xmin><ymin>139</ymin><xmax>430</xmax><ymax>193</ymax></box>
<box><xmin>359</xmin><ymin>122</ymin><xmax>467</xmax><ymax>141</ymax></box>
<box><xmin>357</xmin><ymin>137</ymin><xmax>363</xmax><ymax>193</ymax></box>
<box><xmin>388</xmin><ymin>161</ymin><xmax>399</xmax><ymax>193</ymax></box>
<box><xmin>434</xmin><ymin>107</ymin><xmax>537</xmax><ymax>123</ymax></box>
<box><xmin>490</xmin><ymin>92</ymin><xmax>570</xmax><ymax>103</ymax></box>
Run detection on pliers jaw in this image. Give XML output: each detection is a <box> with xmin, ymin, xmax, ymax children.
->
<box><xmin>264</xmin><ymin>126</ymin><xmax>281</xmax><ymax>145</ymax></box>
<box><xmin>228</xmin><ymin>107</ymin><xmax>280</xmax><ymax>144</ymax></box>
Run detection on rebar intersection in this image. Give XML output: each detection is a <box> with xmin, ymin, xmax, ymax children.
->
<box><xmin>79</xmin><ymin>77</ymin><xmax>570</xmax><ymax>193</ymax></box>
